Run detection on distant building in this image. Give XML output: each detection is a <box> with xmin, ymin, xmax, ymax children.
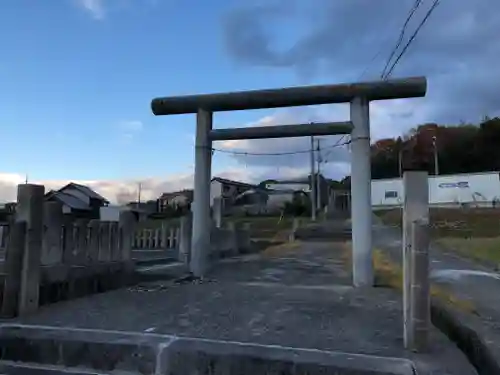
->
<box><xmin>210</xmin><ymin>177</ymin><xmax>256</xmax><ymax>208</ymax></box>
<box><xmin>266</xmin><ymin>175</ymin><xmax>330</xmax><ymax>208</ymax></box>
<box><xmin>45</xmin><ymin>182</ymin><xmax>110</xmax><ymax>219</ymax></box>
<box><xmin>158</xmin><ymin>190</ymin><xmax>193</xmax><ymax>212</ymax></box>
<box><xmin>371</xmin><ymin>171</ymin><xmax>500</xmax><ymax>209</ymax></box>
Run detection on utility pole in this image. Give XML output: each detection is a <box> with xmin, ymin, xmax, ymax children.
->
<box><xmin>316</xmin><ymin>139</ymin><xmax>322</xmax><ymax>211</ymax></box>
<box><xmin>137</xmin><ymin>182</ymin><xmax>142</xmax><ymax>204</ymax></box>
<box><xmin>398</xmin><ymin>149</ymin><xmax>403</xmax><ymax>177</ymax></box>
<box><xmin>432</xmin><ymin>136</ymin><xmax>439</xmax><ymax>175</ymax></box>
<box><xmin>310</xmin><ymin>136</ymin><xmax>316</xmax><ymax>221</ymax></box>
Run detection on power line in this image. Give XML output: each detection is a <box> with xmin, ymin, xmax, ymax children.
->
<box><xmin>380</xmin><ymin>0</ymin><xmax>424</xmax><ymax>79</ymax></box>
<box><xmin>383</xmin><ymin>0</ymin><xmax>441</xmax><ymax>79</ymax></box>
<box><xmin>211</xmin><ymin>138</ymin><xmax>352</xmax><ymax>157</ymax></box>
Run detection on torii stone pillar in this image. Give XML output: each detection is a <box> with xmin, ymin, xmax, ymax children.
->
<box><xmin>190</xmin><ymin>108</ymin><xmax>213</xmax><ymax>277</ymax></box>
<box><xmin>151</xmin><ymin>76</ymin><xmax>427</xmax><ymax>281</ymax></box>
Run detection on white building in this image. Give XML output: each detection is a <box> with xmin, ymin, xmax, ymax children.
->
<box><xmin>371</xmin><ymin>171</ymin><xmax>500</xmax><ymax>209</ymax></box>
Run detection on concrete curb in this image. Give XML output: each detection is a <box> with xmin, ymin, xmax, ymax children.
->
<box><xmin>430</xmin><ymin>300</ymin><xmax>499</xmax><ymax>375</ymax></box>
<box><xmin>0</xmin><ymin>324</ymin><xmax>417</xmax><ymax>375</ymax></box>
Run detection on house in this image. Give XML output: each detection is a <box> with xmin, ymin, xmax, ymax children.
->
<box><xmin>158</xmin><ymin>190</ymin><xmax>193</xmax><ymax>212</ymax></box>
<box><xmin>265</xmin><ymin>175</ymin><xmax>330</xmax><ymax>208</ymax></box>
<box><xmin>45</xmin><ymin>182</ymin><xmax>110</xmax><ymax>219</ymax></box>
<box><xmin>210</xmin><ymin>177</ymin><xmax>257</xmax><ymax>208</ymax></box>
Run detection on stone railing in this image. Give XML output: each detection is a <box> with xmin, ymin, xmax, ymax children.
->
<box><xmin>0</xmin><ymin>184</ymin><xmax>137</xmax><ymax>319</ymax></box>
<box><xmin>133</xmin><ymin>225</ymin><xmax>180</xmax><ymax>250</ymax></box>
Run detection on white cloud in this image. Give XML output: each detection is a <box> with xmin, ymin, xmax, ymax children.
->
<box><xmin>77</xmin><ymin>0</ymin><xmax>105</xmax><ymax>19</ymax></box>
<box><xmin>117</xmin><ymin>120</ymin><xmax>143</xmax><ymax>143</ymax></box>
<box><xmin>0</xmin><ymin>165</ymin><xmax>312</xmax><ymax>205</ymax></box>
<box><xmin>75</xmin><ymin>0</ymin><xmax>161</xmax><ymax>19</ymax></box>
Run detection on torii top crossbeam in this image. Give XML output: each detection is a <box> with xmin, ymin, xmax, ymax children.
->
<box><xmin>151</xmin><ymin>76</ymin><xmax>427</xmax><ymax>115</ymax></box>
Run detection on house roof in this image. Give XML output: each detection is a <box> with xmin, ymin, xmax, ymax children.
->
<box><xmin>60</xmin><ymin>183</ymin><xmax>109</xmax><ymax>203</ymax></box>
<box><xmin>159</xmin><ymin>189</ymin><xmax>193</xmax><ymax>201</ymax></box>
<box><xmin>45</xmin><ymin>190</ymin><xmax>91</xmax><ymax>211</ymax></box>
<box><xmin>211</xmin><ymin>177</ymin><xmax>257</xmax><ymax>188</ymax></box>
<box><xmin>269</xmin><ymin>178</ymin><xmax>311</xmax><ymax>185</ymax></box>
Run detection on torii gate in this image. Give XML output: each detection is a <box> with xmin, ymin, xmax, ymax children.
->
<box><xmin>151</xmin><ymin>76</ymin><xmax>427</xmax><ymax>286</ymax></box>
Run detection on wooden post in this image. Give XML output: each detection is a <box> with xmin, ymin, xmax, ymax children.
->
<box><xmin>402</xmin><ymin>171</ymin><xmax>429</xmax><ymax>348</ymax></box>
<box><xmin>1</xmin><ymin>221</ymin><xmax>26</xmax><ymax>318</ymax></box>
<box><xmin>16</xmin><ymin>184</ymin><xmax>45</xmax><ymax>315</ymax></box>
<box><xmin>410</xmin><ymin>219</ymin><xmax>430</xmax><ymax>352</ymax></box>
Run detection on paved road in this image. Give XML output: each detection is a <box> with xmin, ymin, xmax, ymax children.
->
<box><xmin>371</xmin><ymin>218</ymin><xmax>500</xmax><ymax>367</ymax></box>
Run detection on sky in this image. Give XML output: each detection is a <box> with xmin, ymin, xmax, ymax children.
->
<box><xmin>1</xmin><ymin>0</ymin><xmax>499</xmax><ymax>203</ymax></box>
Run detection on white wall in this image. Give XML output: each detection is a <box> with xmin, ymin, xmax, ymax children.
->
<box><xmin>371</xmin><ymin>172</ymin><xmax>500</xmax><ymax>208</ymax></box>
<box><xmin>100</xmin><ymin>206</ymin><xmax>121</xmax><ymax>221</ymax></box>
<box><xmin>266</xmin><ymin>183</ymin><xmax>310</xmax><ymax>192</ymax></box>
<box><xmin>210</xmin><ymin>180</ymin><xmax>223</xmax><ymax>207</ymax></box>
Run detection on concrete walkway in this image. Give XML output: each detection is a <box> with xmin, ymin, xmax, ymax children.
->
<box><xmin>372</xmin><ymin>219</ymin><xmax>500</xmax><ymax>370</ymax></box>
<box><xmin>6</xmin><ymin>240</ymin><xmax>475</xmax><ymax>374</ymax></box>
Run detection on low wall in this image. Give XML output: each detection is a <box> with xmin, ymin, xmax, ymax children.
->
<box><xmin>0</xmin><ymin>184</ymin><xmax>139</xmax><ymax>318</ymax></box>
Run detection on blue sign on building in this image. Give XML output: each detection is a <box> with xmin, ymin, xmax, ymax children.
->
<box><xmin>438</xmin><ymin>181</ymin><xmax>469</xmax><ymax>189</ymax></box>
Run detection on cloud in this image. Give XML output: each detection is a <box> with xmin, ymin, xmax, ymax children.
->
<box><xmin>75</xmin><ymin>0</ymin><xmax>160</xmax><ymax>19</ymax></box>
<box><xmin>221</xmin><ymin>0</ymin><xmax>500</xmax><ymax>126</ymax></box>
<box><xmin>0</xmin><ymin>166</ymin><xmax>315</xmax><ymax>205</ymax></box>
<box><xmin>77</xmin><ymin>0</ymin><xmax>105</xmax><ymax>19</ymax></box>
<box><xmin>117</xmin><ymin>120</ymin><xmax>143</xmax><ymax>142</ymax></box>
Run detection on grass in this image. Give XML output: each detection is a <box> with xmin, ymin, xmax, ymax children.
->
<box><xmin>376</xmin><ymin>207</ymin><xmax>500</xmax><ymax>238</ymax></box>
<box><xmin>376</xmin><ymin>207</ymin><xmax>500</xmax><ymax>266</ymax></box>
<box><xmin>341</xmin><ymin>242</ymin><xmax>477</xmax><ymax>314</ymax></box>
<box><xmin>437</xmin><ymin>237</ymin><xmax>500</xmax><ymax>269</ymax></box>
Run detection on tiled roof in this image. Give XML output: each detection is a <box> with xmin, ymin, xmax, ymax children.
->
<box><xmin>61</xmin><ymin>183</ymin><xmax>109</xmax><ymax>203</ymax></box>
<box><xmin>47</xmin><ymin>191</ymin><xmax>90</xmax><ymax>210</ymax></box>
<box><xmin>211</xmin><ymin>177</ymin><xmax>257</xmax><ymax>188</ymax></box>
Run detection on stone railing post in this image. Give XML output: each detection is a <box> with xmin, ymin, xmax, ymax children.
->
<box><xmin>87</xmin><ymin>220</ymin><xmax>100</xmax><ymax>263</ymax></box>
<box><xmin>403</xmin><ymin>171</ymin><xmax>429</xmax><ymax>349</ymax></box>
<box><xmin>179</xmin><ymin>213</ymin><xmax>193</xmax><ymax>264</ymax></box>
<box><xmin>227</xmin><ymin>222</ymin><xmax>238</xmax><ymax>256</ymax></box>
<box><xmin>289</xmin><ymin>218</ymin><xmax>300</xmax><ymax>242</ymax></box>
<box><xmin>213</xmin><ymin>197</ymin><xmax>222</xmax><ymax>228</ymax></box>
<box><xmin>409</xmin><ymin>219</ymin><xmax>430</xmax><ymax>352</ymax></box>
<box><xmin>1</xmin><ymin>221</ymin><xmax>26</xmax><ymax>318</ymax></box>
<box><xmin>119</xmin><ymin>211</ymin><xmax>136</xmax><ymax>262</ymax></box>
<box><xmin>16</xmin><ymin>184</ymin><xmax>45</xmax><ymax>315</ymax></box>
<box><xmin>42</xmin><ymin>201</ymin><xmax>64</xmax><ymax>266</ymax></box>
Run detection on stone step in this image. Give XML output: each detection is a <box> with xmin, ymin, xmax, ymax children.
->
<box><xmin>0</xmin><ymin>325</ymin><xmax>417</xmax><ymax>375</ymax></box>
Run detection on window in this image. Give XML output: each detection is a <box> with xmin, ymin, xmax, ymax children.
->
<box><xmin>385</xmin><ymin>191</ymin><xmax>398</xmax><ymax>199</ymax></box>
